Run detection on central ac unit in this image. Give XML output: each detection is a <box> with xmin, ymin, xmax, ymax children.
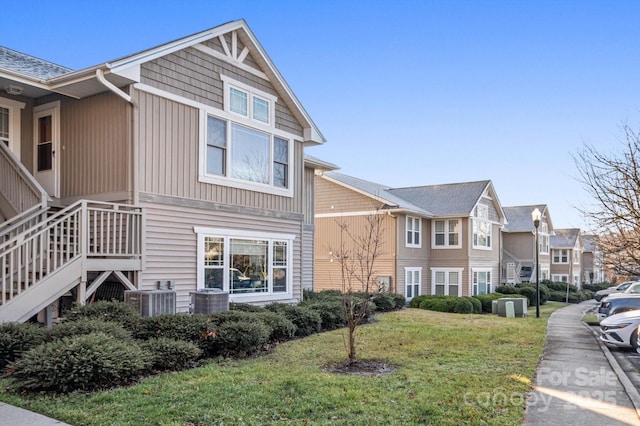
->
<box><xmin>190</xmin><ymin>289</ymin><xmax>229</xmax><ymax>314</ymax></box>
<box><xmin>124</xmin><ymin>290</ymin><xmax>176</xmax><ymax>317</ymax></box>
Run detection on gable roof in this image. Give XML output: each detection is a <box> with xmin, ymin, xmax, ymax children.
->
<box><xmin>388</xmin><ymin>180</ymin><xmax>493</xmax><ymax>216</ymax></box>
<box><xmin>0</xmin><ymin>20</ymin><xmax>324</xmax><ymax>144</ymax></box>
<box><xmin>550</xmin><ymin>228</ymin><xmax>581</xmax><ymax>249</ymax></box>
<box><xmin>321</xmin><ymin>171</ymin><xmax>505</xmax><ymax>220</ymax></box>
<box><xmin>503</xmin><ymin>204</ymin><xmax>553</xmax><ymax>232</ymax></box>
<box><xmin>582</xmin><ymin>234</ymin><xmax>598</xmax><ymax>252</ymax></box>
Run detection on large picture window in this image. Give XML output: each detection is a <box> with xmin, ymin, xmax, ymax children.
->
<box><xmin>196</xmin><ymin>227</ymin><xmax>294</xmax><ymax>300</ymax></box>
<box><xmin>200</xmin><ymin>75</ymin><xmax>291</xmax><ymax>195</ymax></box>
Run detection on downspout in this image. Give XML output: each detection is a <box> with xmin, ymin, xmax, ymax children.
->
<box><xmin>95</xmin><ymin>68</ymin><xmax>138</xmax><ymax>205</ymax></box>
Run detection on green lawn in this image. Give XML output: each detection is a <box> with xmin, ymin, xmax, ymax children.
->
<box><xmin>0</xmin><ymin>302</ymin><xmax>565</xmax><ymax>426</ymax></box>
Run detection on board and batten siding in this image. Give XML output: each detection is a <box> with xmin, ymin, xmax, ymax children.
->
<box><xmin>134</xmin><ymin>90</ymin><xmax>305</xmax><ymax>214</ymax></box>
<box><xmin>140</xmin><ymin>202</ymin><xmax>303</xmax><ymax>311</ymax></box>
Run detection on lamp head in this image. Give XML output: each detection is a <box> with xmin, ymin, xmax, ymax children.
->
<box><xmin>532</xmin><ymin>207</ymin><xmax>541</xmax><ymax>228</ymax></box>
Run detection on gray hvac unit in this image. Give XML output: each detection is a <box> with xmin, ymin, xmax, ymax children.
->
<box><xmin>190</xmin><ymin>289</ymin><xmax>230</xmax><ymax>314</ymax></box>
<box><xmin>124</xmin><ymin>290</ymin><xmax>176</xmax><ymax>317</ymax></box>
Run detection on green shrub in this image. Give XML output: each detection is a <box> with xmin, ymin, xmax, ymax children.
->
<box><xmin>208</xmin><ymin>321</ymin><xmax>270</xmax><ymax>358</ymax></box>
<box><xmin>419</xmin><ymin>296</ymin><xmax>453</xmax><ymax>313</ymax></box>
<box><xmin>229</xmin><ymin>303</ymin><xmax>265</xmax><ymax>313</ymax></box>
<box><xmin>544</xmin><ymin>280</ymin><xmax>578</xmax><ymax>292</ymax></box>
<box><xmin>303</xmin><ymin>289</ymin><xmax>343</xmax><ymax>302</ymax></box>
<box><xmin>210</xmin><ymin>310</ymin><xmax>296</xmax><ymax>342</ymax></box>
<box><xmin>64</xmin><ymin>301</ymin><xmax>141</xmax><ymax>330</ymax></box>
<box><xmin>140</xmin><ymin>337</ymin><xmax>202</xmax><ymax>372</ymax></box>
<box><xmin>583</xmin><ymin>282</ymin><xmax>615</xmax><ymax>292</ymax></box>
<box><xmin>467</xmin><ymin>296</ymin><xmax>482</xmax><ymax>314</ymax></box>
<box><xmin>517</xmin><ymin>284</ymin><xmax>550</xmax><ymax>306</ymax></box>
<box><xmin>303</xmin><ymin>299</ymin><xmax>346</xmax><ymax>331</ymax></box>
<box><xmin>0</xmin><ymin>322</ymin><xmax>48</xmax><ymax>370</ymax></box>
<box><xmin>7</xmin><ymin>333</ymin><xmax>151</xmax><ymax>393</ymax></box>
<box><xmin>472</xmin><ymin>293</ymin><xmax>505</xmax><ymax>313</ymax></box>
<box><xmin>390</xmin><ymin>293</ymin><xmax>407</xmax><ymax>309</ymax></box>
<box><xmin>409</xmin><ymin>295</ymin><xmax>430</xmax><ymax>309</ymax></box>
<box><xmin>453</xmin><ymin>297</ymin><xmax>474</xmax><ymax>314</ymax></box>
<box><xmin>48</xmin><ymin>318</ymin><xmax>132</xmax><ymax>341</ymax></box>
<box><xmin>134</xmin><ymin>314</ymin><xmax>212</xmax><ymax>349</ymax></box>
<box><xmin>265</xmin><ymin>303</ymin><xmax>322</xmax><ymax>337</ymax></box>
<box><xmin>548</xmin><ymin>290</ymin><xmax>567</xmax><ymax>302</ymax></box>
<box><xmin>495</xmin><ymin>285</ymin><xmax>518</xmax><ymax>294</ymax></box>
<box><xmin>370</xmin><ymin>293</ymin><xmax>397</xmax><ymax>312</ymax></box>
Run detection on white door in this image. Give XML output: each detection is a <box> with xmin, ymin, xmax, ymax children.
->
<box><xmin>33</xmin><ymin>102</ymin><xmax>60</xmax><ymax>197</ymax></box>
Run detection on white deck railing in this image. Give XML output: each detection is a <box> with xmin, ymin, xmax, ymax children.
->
<box><xmin>0</xmin><ymin>200</ymin><xmax>143</xmax><ymax>304</ymax></box>
<box><xmin>0</xmin><ymin>142</ymin><xmax>48</xmax><ymax>219</ymax></box>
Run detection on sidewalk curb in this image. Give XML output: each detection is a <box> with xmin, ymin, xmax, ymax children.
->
<box><xmin>582</xmin><ymin>318</ymin><xmax>640</xmax><ymax>421</ymax></box>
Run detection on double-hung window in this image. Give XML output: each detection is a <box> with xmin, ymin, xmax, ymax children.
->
<box><xmin>200</xmin><ymin>75</ymin><xmax>291</xmax><ymax>195</ymax></box>
<box><xmin>432</xmin><ymin>268</ymin><xmax>462</xmax><ymax>296</ymax></box>
<box><xmin>473</xmin><ymin>269</ymin><xmax>492</xmax><ymax>296</ymax></box>
<box><xmin>406</xmin><ymin>216</ymin><xmax>421</xmax><ymax>248</ymax></box>
<box><xmin>552</xmin><ymin>249</ymin><xmax>569</xmax><ymax>264</ymax></box>
<box><xmin>433</xmin><ymin>219</ymin><xmax>460</xmax><ymax>248</ymax></box>
<box><xmin>472</xmin><ymin>205</ymin><xmax>491</xmax><ymax>249</ymax></box>
<box><xmin>196</xmin><ymin>227</ymin><xmax>294</xmax><ymax>301</ymax></box>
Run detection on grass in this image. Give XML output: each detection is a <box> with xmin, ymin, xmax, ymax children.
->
<box><xmin>0</xmin><ymin>302</ymin><xmax>565</xmax><ymax>426</ymax></box>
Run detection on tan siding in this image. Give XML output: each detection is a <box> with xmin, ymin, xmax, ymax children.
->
<box><xmin>303</xmin><ymin>165</ymin><xmax>314</xmax><ymax>224</ymax></box>
<box><xmin>135</xmin><ymin>90</ymin><xmax>304</xmax><ymax>214</ymax></box>
<box><xmin>140</xmin><ymin>202</ymin><xmax>303</xmax><ymax>311</ymax></box>
<box><xmin>59</xmin><ymin>93</ymin><xmax>130</xmax><ymax>199</ymax></box>
<box><xmin>302</xmin><ymin>225</ymin><xmax>314</xmax><ymax>291</ymax></box>
<box><xmin>315</xmin><ymin>177</ymin><xmax>383</xmax><ymax>213</ymax></box>
<box><xmin>503</xmin><ymin>232</ymin><xmax>534</xmax><ymax>261</ymax></box>
<box><xmin>314</xmin><ymin>214</ymin><xmax>396</xmax><ymax>292</ymax></box>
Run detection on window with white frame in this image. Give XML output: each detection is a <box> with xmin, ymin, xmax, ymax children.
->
<box><xmin>433</xmin><ymin>219</ymin><xmax>460</xmax><ymax>248</ymax></box>
<box><xmin>573</xmin><ymin>274</ymin><xmax>580</xmax><ymax>286</ymax></box>
<box><xmin>472</xmin><ymin>205</ymin><xmax>491</xmax><ymax>249</ymax></box>
<box><xmin>0</xmin><ymin>98</ymin><xmax>25</xmax><ymax>159</ymax></box>
<box><xmin>573</xmin><ymin>249</ymin><xmax>580</xmax><ymax>264</ymax></box>
<box><xmin>406</xmin><ymin>216</ymin><xmax>421</xmax><ymax>248</ymax></box>
<box><xmin>539</xmin><ymin>222</ymin><xmax>549</xmax><ymax>254</ymax></box>
<box><xmin>196</xmin><ymin>227</ymin><xmax>293</xmax><ymax>299</ymax></box>
<box><xmin>200</xmin><ymin>75</ymin><xmax>291</xmax><ymax>194</ymax></box>
<box><xmin>541</xmin><ymin>268</ymin><xmax>550</xmax><ymax>280</ymax></box>
<box><xmin>552</xmin><ymin>249</ymin><xmax>569</xmax><ymax>264</ymax></box>
<box><xmin>472</xmin><ymin>269</ymin><xmax>492</xmax><ymax>296</ymax></box>
<box><xmin>552</xmin><ymin>274</ymin><xmax>568</xmax><ymax>283</ymax></box>
<box><xmin>405</xmin><ymin>267</ymin><xmax>421</xmax><ymax>300</ymax></box>
<box><xmin>432</xmin><ymin>268</ymin><xmax>462</xmax><ymax>296</ymax></box>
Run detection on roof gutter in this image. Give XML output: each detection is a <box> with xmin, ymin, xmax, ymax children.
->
<box><xmin>96</xmin><ymin>68</ymin><xmax>132</xmax><ymax>103</ymax></box>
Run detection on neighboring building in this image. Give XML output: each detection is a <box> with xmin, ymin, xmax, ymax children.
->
<box><xmin>314</xmin><ymin>171</ymin><xmax>506</xmax><ymax>301</ymax></box>
<box><xmin>0</xmin><ymin>20</ymin><xmax>325</xmax><ymax>323</ymax></box>
<box><xmin>581</xmin><ymin>234</ymin><xmax>606</xmax><ymax>284</ymax></box>
<box><xmin>501</xmin><ymin>205</ymin><xmax>554</xmax><ymax>285</ymax></box>
<box><xmin>550</xmin><ymin>228</ymin><xmax>583</xmax><ymax>288</ymax></box>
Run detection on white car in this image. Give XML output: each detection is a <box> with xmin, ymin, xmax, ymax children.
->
<box><xmin>600</xmin><ymin>310</ymin><xmax>640</xmax><ymax>352</ymax></box>
<box><xmin>595</xmin><ymin>281</ymin><xmax>636</xmax><ymax>301</ymax></box>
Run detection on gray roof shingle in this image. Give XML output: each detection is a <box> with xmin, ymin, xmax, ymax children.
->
<box><xmin>503</xmin><ymin>205</ymin><xmax>548</xmax><ymax>232</ymax></box>
<box><xmin>324</xmin><ymin>172</ymin><xmax>492</xmax><ymax>216</ymax></box>
<box><xmin>550</xmin><ymin>228</ymin><xmax>580</xmax><ymax>248</ymax></box>
<box><xmin>0</xmin><ymin>46</ymin><xmax>73</xmax><ymax>80</ymax></box>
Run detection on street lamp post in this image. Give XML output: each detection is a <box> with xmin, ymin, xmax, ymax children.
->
<box><xmin>532</xmin><ymin>208</ymin><xmax>541</xmax><ymax>318</ymax></box>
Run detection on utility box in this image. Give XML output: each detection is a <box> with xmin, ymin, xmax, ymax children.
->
<box><xmin>124</xmin><ymin>290</ymin><xmax>176</xmax><ymax>317</ymax></box>
<box><xmin>496</xmin><ymin>297</ymin><xmax>528</xmax><ymax>317</ymax></box>
<box><xmin>190</xmin><ymin>289</ymin><xmax>230</xmax><ymax>314</ymax></box>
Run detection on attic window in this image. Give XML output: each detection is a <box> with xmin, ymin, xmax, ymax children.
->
<box><xmin>221</xmin><ymin>75</ymin><xmax>276</xmax><ymax>126</ymax></box>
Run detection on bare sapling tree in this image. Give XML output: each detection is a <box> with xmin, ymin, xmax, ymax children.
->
<box><xmin>330</xmin><ymin>208</ymin><xmax>385</xmax><ymax>365</ymax></box>
<box><xmin>574</xmin><ymin>123</ymin><xmax>640</xmax><ymax>277</ymax></box>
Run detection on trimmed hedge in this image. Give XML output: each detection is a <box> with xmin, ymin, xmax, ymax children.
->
<box><xmin>414</xmin><ymin>295</ymin><xmax>481</xmax><ymax>314</ymax></box>
<box><xmin>48</xmin><ymin>318</ymin><xmax>132</xmax><ymax>342</ymax></box>
<box><xmin>495</xmin><ymin>284</ymin><xmax>550</xmax><ymax>306</ymax></box>
<box><xmin>210</xmin><ymin>310</ymin><xmax>296</xmax><ymax>343</ymax></box>
<box><xmin>207</xmin><ymin>320</ymin><xmax>271</xmax><ymax>358</ymax></box>
<box><xmin>133</xmin><ymin>313</ymin><xmax>212</xmax><ymax>351</ymax></box>
<box><xmin>0</xmin><ymin>322</ymin><xmax>48</xmax><ymax>370</ymax></box>
<box><xmin>473</xmin><ymin>293</ymin><xmax>506</xmax><ymax>313</ymax></box>
<box><xmin>7</xmin><ymin>332</ymin><xmax>151</xmax><ymax>393</ymax></box>
<box><xmin>64</xmin><ymin>300</ymin><xmax>141</xmax><ymax>330</ymax></box>
<box><xmin>265</xmin><ymin>303</ymin><xmax>322</xmax><ymax>337</ymax></box>
<box><xmin>302</xmin><ymin>299</ymin><xmax>346</xmax><ymax>331</ymax></box>
<box><xmin>140</xmin><ymin>337</ymin><xmax>202</xmax><ymax>372</ymax></box>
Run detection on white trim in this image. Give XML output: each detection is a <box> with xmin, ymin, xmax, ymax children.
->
<box><xmin>430</xmin><ymin>267</ymin><xmax>464</xmax><ymax>296</ymax></box>
<box><xmin>194</xmin><ymin>226</ymin><xmax>295</xmax><ymax>302</ymax></box>
<box><xmin>0</xmin><ymin>97</ymin><xmax>26</xmax><ymax>160</ymax></box>
<box><xmin>432</xmin><ymin>218</ymin><xmax>462</xmax><ymax>249</ymax></box>
<box><xmin>315</xmin><ymin>210</ymin><xmax>389</xmax><ymax>219</ymax></box>
<box><xmin>405</xmin><ymin>216</ymin><xmax>422</xmax><ymax>248</ymax></box>
<box><xmin>471</xmin><ymin>268</ymin><xmax>492</xmax><ymax>296</ymax></box>
<box><xmin>192</xmin><ymin>43</ymin><xmax>269</xmax><ymax>80</ymax></box>
<box><xmin>404</xmin><ymin>267</ymin><xmax>422</xmax><ymax>301</ymax></box>
<box><xmin>220</xmin><ymin>74</ymin><xmax>277</xmax><ymax>126</ymax></box>
<box><xmin>33</xmin><ymin>101</ymin><xmax>61</xmax><ymax>198</ymax></box>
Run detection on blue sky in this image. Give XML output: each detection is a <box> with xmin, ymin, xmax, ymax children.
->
<box><xmin>2</xmin><ymin>0</ymin><xmax>639</xmax><ymax>230</ymax></box>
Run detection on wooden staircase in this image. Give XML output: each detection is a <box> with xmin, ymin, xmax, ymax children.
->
<box><xmin>0</xmin><ymin>201</ymin><xmax>144</xmax><ymax>323</ymax></box>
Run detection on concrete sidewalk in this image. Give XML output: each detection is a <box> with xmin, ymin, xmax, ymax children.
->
<box><xmin>0</xmin><ymin>402</ymin><xmax>71</xmax><ymax>425</ymax></box>
<box><xmin>523</xmin><ymin>301</ymin><xmax>640</xmax><ymax>425</ymax></box>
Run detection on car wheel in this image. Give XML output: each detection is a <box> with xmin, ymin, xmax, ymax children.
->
<box><xmin>631</xmin><ymin>328</ymin><xmax>640</xmax><ymax>354</ymax></box>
